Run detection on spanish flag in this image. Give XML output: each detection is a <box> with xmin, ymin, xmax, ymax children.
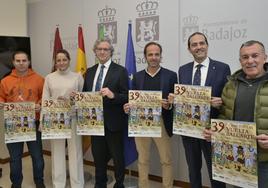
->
<box><xmin>75</xmin><ymin>25</ymin><xmax>87</xmax><ymax>75</ymax></box>
<box><xmin>75</xmin><ymin>25</ymin><xmax>90</xmax><ymax>153</ymax></box>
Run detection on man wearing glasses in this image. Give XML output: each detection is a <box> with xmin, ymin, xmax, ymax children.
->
<box><xmin>83</xmin><ymin>38</ymin><xmax>128</xmax><ymax>188</ymax></box>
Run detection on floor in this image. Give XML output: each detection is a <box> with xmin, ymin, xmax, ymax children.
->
<box><xmin>0</xmin><ymin>155</ymin><xmax>164</xmax><ymax>188</ymax></box>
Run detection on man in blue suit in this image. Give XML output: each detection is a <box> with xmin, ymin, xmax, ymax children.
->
<box><xmin>178</xmin><ymin>32</ymin><xmax>231</xmax><ymax>188</ymax></box>
<box><xmin>124</xmin><ymin>42</ymin><xmax>177</xmax><ymax>188</ymax></box>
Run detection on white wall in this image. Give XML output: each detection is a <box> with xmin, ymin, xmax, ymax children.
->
<box><xmin>0</xmin><ymin>0</ymin><xmax>27</xmax><ymax>159</ymax></box>
<box><xmin>0</xmin><ymin>0</ymin><xmax>27</xmax><ymax>36</ymax></box>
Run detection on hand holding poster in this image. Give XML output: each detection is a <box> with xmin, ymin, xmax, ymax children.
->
<box><xmin>173</xmin><ymin>84</ymin><xmax>211</xmax><ymax>139</ymax></box>
<box><xmin>128</xmin><ymin>90</ymin><xmax>162</xmax><ymax>137</ymax></box>
<box><xmin>41</xmin><ymin>99</ymin><xmax>72</xmax><ymax>139</ymax></box>
<box><xmin>3</xmin><ymin>102</ymin><xmax>36</xmax><ymax>143</ymax></box>
<box><xmin>211</xmin><ymin>119</ymin><xmax>257</xmax><ymax>188</ymax></box>
<box><xmin>74</xmin><ymin>92</ymin><xmax>104</xmax><ymax>136</ymax></box>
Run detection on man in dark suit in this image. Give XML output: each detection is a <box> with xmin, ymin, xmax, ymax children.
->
<box><xmin>178</xmin><ymin>32</ymin><xmax>231</xmax><ymax>188</ymax></box>
<box><xmin>124</xmin><ymin>42</ymin><xmax>177</xmax><ymax>188</ymax></box>
<box><xmin>83</xmin><ymin>38</ymin><xmax>128</xmax><ymax>188</ymax></box>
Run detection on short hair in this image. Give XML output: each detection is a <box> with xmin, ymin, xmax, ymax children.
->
<box><xmin>187</xmin><ymin>32</ymin><xmax>209</xmax><ymax>48</ymax></box>
<box><xmin>240</xmin><ymin>40</ymin><xmax>266</xmax><ymax>53</ymax></box>
<box><xmin>93</xmin><ymin>38</ymin><xmax>114</xmax><ymax>56</ymax></box>
<box><xmin>143</xmin><ymin>42</ymin><xmax>162</xmax><ymax>56</ymax></box>
<box><xmin>55</xmin><ymin>49</ymin><xmax>71</xmax><ymax>61</ymax></box>
<box><xmin>12</xmin><ymin>51</ymin><xmax>30</xmax><ymax>61</ymax></box>
<box><xmin>12</xmin><ymin>50</ymin><xmax>32</xmax><ymax>68</ymax></box>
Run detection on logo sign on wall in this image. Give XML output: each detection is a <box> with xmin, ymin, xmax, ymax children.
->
<box><xmin>135</xmin><ymin>0</ymin><xmax>159</xmax><ymax>48</ymax></box>
<box><xmin>182</xmin><ymin>15</ymin><xmax>199</xmax><ymax>42</ymax></box>
<box><xmin>181</xmin><ymin>14</ymin><xmax>248</xmax><ymax>44</ymax></box>
<box><xmin>97</xmin><ymin>6</ymin><xmax>117</xmax><ymax>44</ymax></box>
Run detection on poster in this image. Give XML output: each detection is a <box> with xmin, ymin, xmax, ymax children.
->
<box><xmin>173</xmin><ymin>84</ymin><xmax>211</xmax><ymax>139</ymax></box>
<box><xmin>74</xmin><ymin>92</ymin><xmax>104</xmax><ymax>136</ymax></box>
<box><xmin>3</xmin><ymin>102</ymin><xmax>36</xmax><ymax>143</ymax></box>
<box><xmin>128</xmin><ymin>90</ymin><xmax>162</xmax><ymax>137</ymax></box>
<box><xmin>211</xmin><ymin>119</ymin><xmax>257</xmax><ymax>188</ymax></box>
<box><xmin>41</xmin><ymin>99</ymin><xmax>72</xmax><ymax>139</ymax></box>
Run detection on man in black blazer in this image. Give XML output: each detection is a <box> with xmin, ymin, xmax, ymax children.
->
<box><xmin>178</xmin><ymin>32</ymin><xmax>231</xmax><ymax>188</ymax></box>
<box><xmin>124</xmin><ymin>42</ymin><xmax>177</xmax><ymax>188</ymax></box>
<box><xmin>83</xmin><ymin>38</ymin><xmax>128</xmax><ymax>188</ymax></box>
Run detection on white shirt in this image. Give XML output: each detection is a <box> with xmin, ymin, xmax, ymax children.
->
<box><xmin>192</xmin><ymin>57</ymin><xmax>210</xmax><ymax>86</ymax></box>
<box><xmin>145</xmin><ymin>66</ymin><xmax>161</xmax><ymax>77</ymax></box>
<box><xmin>92</xmin><ymin>59</ymin><xmax>112</xmax><ymax>91</ymax></box>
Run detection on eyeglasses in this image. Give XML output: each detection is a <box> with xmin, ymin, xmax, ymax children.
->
<box><xmin>96</xmin><ymin>48</ymin><xmax>110</xmax><ymax>52</ymax></box>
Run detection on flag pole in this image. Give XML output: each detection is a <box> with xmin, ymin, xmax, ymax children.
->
<box><xmin>124</xmin><ymin>19</ymin><xmax>138</xmax><ymax>188</ymax></box>
<box><xmin>74</xmin><ymin>24</ymin><xmax>93</xmax><ymax>183</ymax></box>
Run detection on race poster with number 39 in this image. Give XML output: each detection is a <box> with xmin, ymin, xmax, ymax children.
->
<box><xmin>128</xmin><ymin>90</ymin><xmax>162</xmax><ymax>137</ymax></box>
<box><xmin>74</xmin><ymin>92</ymin><xmax>104</xmax><ymax>136</ymax></box>
<box><xmin>3</xmin><ymin>102</ymin><xmax>36</xmax><ymax>143</ymax></box>
<box><xmin>211</xmin><ymin>119</ymin><xmax>257</xmax><ymax>188</ymax></box>
<box><xmin>173</xmin><ymin>84</ymin><xmax>211</xmax><ymax>139</ymax></box>
<box><xmin>40</xmin><ymin>99</ymin><xmax>72</xmax><ymax>139</ymax></box>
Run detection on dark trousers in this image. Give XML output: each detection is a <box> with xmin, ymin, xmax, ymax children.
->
<box><xmin>7</xmin><ymin>128</ymin><xmax>44</xmax><ymax>187</ymax></box>
<box><xmin>92</xmin><ymin>129</ymin><xmax>125</xmax><ymax>188</ymax></box>
<box><xmin>182</xmin><ymin>136</ymin><xmax>225</xmax><ymax>188</ymax></box>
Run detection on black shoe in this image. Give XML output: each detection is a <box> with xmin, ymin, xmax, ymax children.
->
<box><xmin>36</xmin><ymin>183</ymin><xmax>46</xmax><ymax>188</ymax></box>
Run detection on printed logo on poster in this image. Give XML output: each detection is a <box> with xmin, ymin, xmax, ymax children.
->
<box><xmin>135</xmin><ymin>0</ymin><xmax>159</xmax><ymax>48</ymax></box>
<box><xmin>182</xmin><ymin>15</ymin><xmax>199</xmax><ymax>42</ymax></box>
<box><xmin>97</xmin><ymin>6</ymin><xmax>117</xmax><ymax>44</ymax></box>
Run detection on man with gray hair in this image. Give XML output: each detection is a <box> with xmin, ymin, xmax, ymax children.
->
<box><xmin>83</xmin><ymin>38</ymin><xmax>128</xmax><ymax>188</ymax></box>
<box><xmin>204</xmin><ymin>40</ymin><xmax>268</xmax><ymax>188</ymax></box>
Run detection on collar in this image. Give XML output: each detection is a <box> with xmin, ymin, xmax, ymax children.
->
<box><xmin>237</xmin><ymin>71</ymin><xmax>268</xmax><ymax>84</ymax></box>
<box><xmin>145</xmin><ymin>67</ymin><xmax>161</xmax><ymax>77</ymax></box>
<box><xmin>99</xmin><ymin>58</ymin><xmax>112</xmax><ymax>69</ymax></box>
<box><xmin>56</xmin><ymin>67</ymin><xmax>71</xmax><ymax>75</ymax></box>
<box><xmin>193</xmin><ymin>57</ymin><xmax>209</xmax><ymax>68</ymax></box>
<box><xmin>11</xmin><ymin>68</ymin><xmax>33</xmax><ymax>77</ymax></box>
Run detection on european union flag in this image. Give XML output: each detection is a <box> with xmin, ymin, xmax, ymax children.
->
<box><xmin>124</xmin><ymin>22</ymin><xmax>138</xmax><ymax>167</ymax></box>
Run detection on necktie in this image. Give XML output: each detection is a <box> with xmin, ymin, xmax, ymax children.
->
<box><xmin>95</xmin><ymin>65</ymin><xmax>105</xmax><ymax>91</ymax></box>
<box><xmin>193</xmin><ymin>64</ymin><xmax>203</xmax><ymax>85</ymax></box>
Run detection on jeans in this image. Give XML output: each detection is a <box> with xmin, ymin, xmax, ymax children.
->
<box><xmin>7</xmin><ymin>127</ymin><xmax>44</xmax><ymax>187</ymax></box>
<box><xmin>182</xmin><ymin>136</ymin><xmax>225</xmax><ymax>188</ymax></box>
<box><xmin>258</xmin><ymin>161</ymin><xmax>268</xmax><ymax>188</ymax></box>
